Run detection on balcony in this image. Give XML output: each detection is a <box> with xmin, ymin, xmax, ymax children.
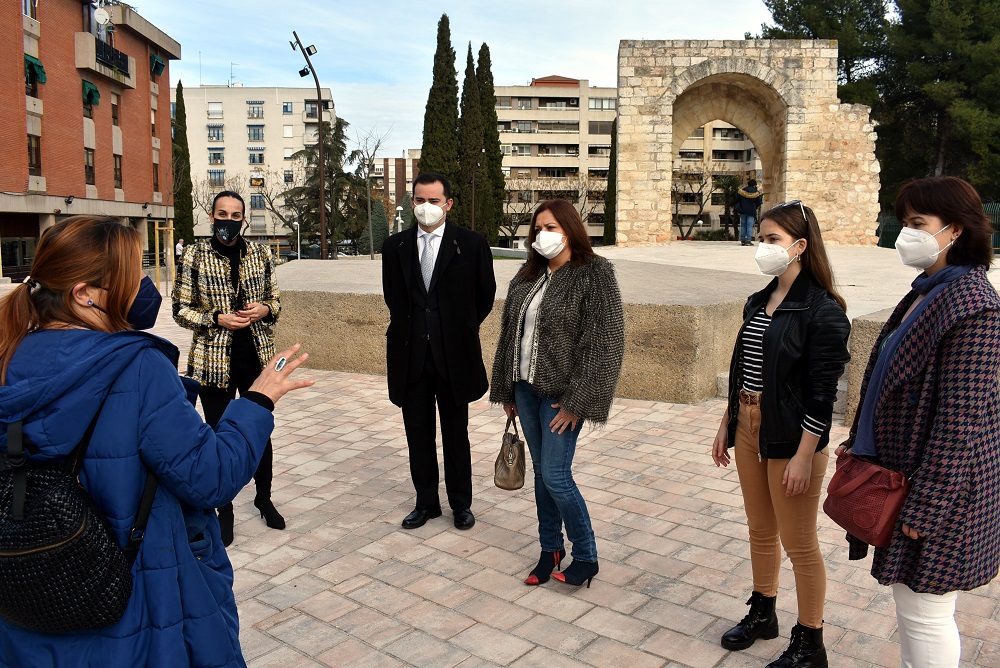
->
<box><xmin>75</xmin><ymin>32</ymin><xmax>135</xmax><ymax>89</ymax></box>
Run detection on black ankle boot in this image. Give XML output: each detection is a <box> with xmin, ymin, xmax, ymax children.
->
<box><xmin>254</xmin><ymin>497</ymin><xmax>285</xmax><ymax>530</ymax></box>
<box><xmin>524</xmin><ymin>549</ymin><xmax>566</xmax><ymax>586</ymax></box>
<box><xmin>721</xmin><ymin>591</ymin><xmax>779</xmax><ymax>650</ymax></box>
<box><xmin>766</xmin><ymin>623</ymin><xmax>827</xmax><ymax>668</ymax></box>
<box><xmin>218</xmin><ymin>507</ymin><xmax>234</xmax><ymax>547</ymax></box>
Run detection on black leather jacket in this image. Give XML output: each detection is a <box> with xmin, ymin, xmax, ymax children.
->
<box><xmin>726</xmin><ymin>271</ymin><xmax>851</xmax><ymax>459</ymax></box>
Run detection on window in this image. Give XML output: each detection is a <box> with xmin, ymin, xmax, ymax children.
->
<box><xmin>517</xmin><ymin>99</ymin><xmax>532</xmax><ymax>110</ymax></box>
<box><xmin>588</xmin><ymin>145</ymin><xmax>612</xmax><ymax>156</ymax></box>
<box><xmin>207</xmin><ymin>126</ymin><xmax>224</xmax><ymax>142</ymax></box>
<box><xmin>150</xmin><ymin>109</ymin><xmax>156</xmax><ymax>137</ymax></box>
<box><xmin>112</xmin><ymin>94</ymin><xmax>119</xmax><ymax>126</ymax></box>
<box><xmin>250</xmin><ymin>194</ymin><xmax>265</xmax><ymax>210</ymax></box>
<box><xmin>208</xmin><ymin>169</ymin><xmax>225</xmax><ymax>187</ymax></box>
<box><xmin>512</xmin><ymin>144</ymin><xmax>531</xmax><ymax>156</ymax></box>
<box><xmin>114</xmin><ymin>155</ymin><xmax>122</xmax><ymax>189</ymax></box>
<box><xmin>517</xmin><ymin>191</ymin><xmax>532</xmax><ymax>204</ymax></box>
<box><xmin>282</xmin><ymin>102</ymin><xmax>293</xmax><ymax>114</ymax></box>
<box><xmin>588</xmin><ymin>98</ymin><xmax>616</xmax><ymax>110</ymax></box>
<box><xmin>690</xmin><ymin>127</ymin><xmax>705</xmax><ymax>138</ymax></box>
<box><xmin>304</xmin><ymin>101</ymin><xmax>318</xmax><ymax>119</ymax></box>
<box><xmin>22</xmin><ymin>0</ymin><xmax>37</xmax><ymax>19</ymax></box>
<box><xmin>284</xmin><ymin>170</ymin><xmax>294</xmax><ymax>184</ymax></box>
<box><xmin>84</xmin><ymin>99</ymin><xmax>93</xmax><ymax>119</ymax></box>
<box><xmin>283</xmin><ymin>148</ymin><xmax>295</xmax><ymax>160</ymax></box>
<box><xmin>679</xmin><ymin>151</ymin><xmax>703</xmax><ymax>160</ymax></box>
<box><xmin>247</xmin><ymin>125</ymin><xmax>264</xmax><ymax>142</ymax></box>
<box><xmin>85</xmin><ymin>148</ymin><xmax>95</xmax><ymax>185</ymax></box>
<box><xmin>249</xmin><ymin>152</ymin><xmax>264</xmax><ymax>164</ymax></box>
<box><xmin>207</xmin><ymin>102</ymin><xmax>223</xmax><ymax>119</ymax></box>
<box><xmin>27</xmin><ymin>135</ymin><xmax>41</xmax><ymax>176</ymax></box>
<box><xmin>170</xmin><ymin>102</ymin><xmax>176</xmax><ymax>119</ymax></box>
<box><xmin>539</xmin><ymin>168</ymin><xmax>572</xmax><ymax>178</ymax></box>
<box><xmin>537</xmin><ymin>121</ymin><xmax>579</xmax><ymax>133</ymax></box>
<box><xmin>247</xmin><ymin>103</ymin><xmax>264</xmax><ymax>118</ymax></box>
<box><xmin>208</xmin><ymin>150</ymin><xmax>225</xmax><ymax>165</ymax></box>
<box><xmin>517</xmin><ymin>121</ymin><xmax>531</xmax><ymax>133</ymax></box>
<box><xmin>495</xmin><ymin>96</ymin><xmax>511</xmax><ymax>109</ymax></box>
<box><xmin>24</xmin><ymin>55</ymin><xmax>45</xmax><ymax>97</ymax></box>
<box><xmin>152</xmin><ymin>162</ymin><xmax>159</xmax><ymax>192</ymax></box>
<box><xmin>283</xmin><ymin>125</ymin><xmax>293</xmax><ymax>138</ymax></box>
<box><xmin>500</xmin><ymin>144</ymin><xmax>512</xmax><ymax>156</ymax></box>
<box><xmin>588</xmin><ymin>120</ymin><xmax>613</xmax><ymax>135</ymax></box>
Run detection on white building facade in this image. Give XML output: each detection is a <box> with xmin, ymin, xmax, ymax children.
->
<box><xmin>171</xmin><ymin>85</ymin><xmax>334</xmax><ymax>239</ymax></box>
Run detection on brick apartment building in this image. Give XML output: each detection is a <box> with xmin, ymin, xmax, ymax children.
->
<box><xmin>1</xmin><ymin>0</ymin><xmax>180</xmax><ymax>281</ymax></box>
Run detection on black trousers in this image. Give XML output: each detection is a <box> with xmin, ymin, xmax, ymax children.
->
<box><xmin>401</xmin><ymin>350</ymin><xmax>473</xmax><ymax>512</ymax></box>
<box><xmin>199</xmin><ymin>356</ymin><xmax>273</xmax><ymax>511</ymax></box>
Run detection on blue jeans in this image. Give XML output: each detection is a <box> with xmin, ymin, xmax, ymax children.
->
<box><xmin>513</xmin><ymin>381</ymin><xmax>597</xmax><ymax>562</ymax></box>
<box><xmin>739</xmin><ymin>214</ymin><xmax>756</xmax><ymax>243</ymax></box>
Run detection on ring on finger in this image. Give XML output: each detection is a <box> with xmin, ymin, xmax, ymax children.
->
<box><xmin>275</xmin><ymin>357</ymin><xmax>287</xmax><ymax>372</ymax></box>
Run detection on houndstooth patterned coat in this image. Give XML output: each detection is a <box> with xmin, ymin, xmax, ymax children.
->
<box><xmin>490</xmin><ymin>255</ymin><xmax>625</xmax><ymax>424</ymax></box>
<box><xmin>846</xmin><ymin>266</ymin><xmax>1000</xmax><ymax>594</ymax></box>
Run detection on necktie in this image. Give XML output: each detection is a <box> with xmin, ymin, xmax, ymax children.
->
<box><xmin>420</xmin><ymin>234</ymin><xmax>435</xmax><ymax>290</ymax></box>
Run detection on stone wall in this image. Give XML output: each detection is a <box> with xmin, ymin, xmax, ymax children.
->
<box><xmin>616</xmin><ymin>40</ymin><xmax>880</xmax><ymax>246</ymax></box>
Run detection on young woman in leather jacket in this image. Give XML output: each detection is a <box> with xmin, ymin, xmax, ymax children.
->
<box><xmin>711</xmin><ymin>201</ymin><xmax>851</xmax><ymax>668</ymax></box>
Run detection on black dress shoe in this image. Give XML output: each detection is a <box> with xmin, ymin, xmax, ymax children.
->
<box><xmin>401</xmin><ymin>507</ymin><xmax>442</xmax><ymax>529</ymax></box>
<box><xmin>453</xmin><ymin>509</ymin><xmax>475</xmax><ymax>530</ymax></box>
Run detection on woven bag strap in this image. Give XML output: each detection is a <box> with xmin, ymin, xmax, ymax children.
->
<box><xmin>66</xmin><ymin>390</ymin><xmax>116</xmax><ymax>474</ymax></box>
<box><xmin>6</xmin><ymin>421</ymin><xmax>27</xmax><ymax>521</ymax></box>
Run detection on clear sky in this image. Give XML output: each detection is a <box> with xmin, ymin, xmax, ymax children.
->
<box><xmin>137</xmin><ymin>1</ymin><xmax>774</xmax><ymax>158</ymax></box>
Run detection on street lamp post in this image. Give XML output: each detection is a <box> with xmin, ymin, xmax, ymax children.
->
<box><xmin>366</xmin><ymin>158</ymin><xmax>375</xmax><ymax>260</ymax></box>
<box><xmin>395</xmin><ymin>205</ymin><xmax>403</xmax><ymax>234</ymax></box>
<box><xmin>292</xmin><ymin>221</ymin><xmax>301</xmax><ymax>260</ymax></box>
<box><xmin>291</xmin><ymin>31</ymin><xmax>328</xmax><ymax>260</ymax></box>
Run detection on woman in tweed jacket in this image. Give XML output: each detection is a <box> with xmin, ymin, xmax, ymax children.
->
<box><xmin>172</xmin><ymin>191</ymin><xmax>282</xmax><ymax>546</ymax></box>
<box><xmin>839</xmin><ymin>177</ymin><xmax>1000</xmax><ymax>668</ymax></box>
<box><xmin>490</xmin><ymin>199</ymin><xmax>625</xmax><ymax>589</ymax></box>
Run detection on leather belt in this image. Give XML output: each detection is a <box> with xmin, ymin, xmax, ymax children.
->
<box><xmin>739</xmin><ymin>389</ymin><xmax>761</xmax><ymax>406</ymax></box>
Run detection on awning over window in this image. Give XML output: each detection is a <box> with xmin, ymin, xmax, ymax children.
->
<box><xmin>246</xmin><ymin>100</ymin><xmax>264</xmax><ymax>105</ymax></box>
<box><xmin>24</xmin><ymin>54</ymin><xmax>46</xmax><ymax>84</ymax></box>
<box><xmin>149</xmin><ymin>53</ymin><xmax>165</xmax><ymax>76</ymax></box>
<box><xmin>206</xmin><ymin>123</ymin><xmax>224</xmax><ymax>128</ymax></box>
<box><xmin>83</xmin><ymin>80</ymin><xmax>101</xmax><ymax>106</ymax></box>
<box><xmin>247</xmin><ymin>147</ymin><xmax>265</xmax><ymax>151</ymax></box>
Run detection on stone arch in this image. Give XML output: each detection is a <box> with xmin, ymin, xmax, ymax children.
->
<box><xmin>615</xmin><ymin>40</ymin><xmax>880</xmax><ymax>246</ymax></box>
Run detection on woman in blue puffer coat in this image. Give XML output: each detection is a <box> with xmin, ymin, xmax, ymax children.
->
<box><xmin>0</xmin><ymin>216</ymin><xmax>312</xmax><ymax>667</ymax></box>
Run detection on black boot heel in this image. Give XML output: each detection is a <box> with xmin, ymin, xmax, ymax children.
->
<box><xmin>254</xmin><ymin>497</ymin><xmax>285</xmax><ymax>530</ymax></box>
<box><xmin>524</xmin><ymin>549</ymin><xmax>566</xmax><ymax>586</ymax></box>
<box><xmin>721</xmin><ymin>591</ymin><xmax>779</xmax><ymax>650</ymax></box>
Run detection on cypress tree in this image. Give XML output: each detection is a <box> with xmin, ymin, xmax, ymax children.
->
<box><xmin>357</xmin><ymin>197</ymin><xmax>389</xmax><ymax>254</ymax></box>
<box><xmin>419</xmin><ymin>14</ymin><xmax>460</xmax><ymax>188</ymax></box>
<box><xmin>171</xmin><ymin>81</ymin><xmax>195</xmax><ymax>242</ymax></box>
<box><xmin>477</xmin><ymin>43</ymin><xmax>504</xmax><ymax>246</ymax></box>
<box><xmin>457</xmin><ymin>43</ymin><xmax>484</xmax><ymax>230</ymax></box>
<box><xmin>603</xmin><ymin>117</ymin><xmax>618</xmax><ymax>246</ymax></box>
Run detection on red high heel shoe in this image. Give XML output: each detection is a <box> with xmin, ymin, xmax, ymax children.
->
<box><xmin>552</xmin><ymin>559</ymin><xmax>599</xmax><ymax>588</ymax></box>
<box><xmin>524</xmin><ymin>549</ymin><xmax>566</xmax><ymax>585</ymax></box>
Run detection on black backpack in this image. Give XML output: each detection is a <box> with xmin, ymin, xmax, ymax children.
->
<box><xmin>0</xmin><ymin>392</ymin><xmax>157</xmax><ymax>633</ymax></box>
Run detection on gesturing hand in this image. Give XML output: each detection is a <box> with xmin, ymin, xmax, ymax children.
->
<box><xmin>218</xmin><ymin>313</ymin><xmax>252</xmax><ymax>330</ymax></box>
<box><xmin>238</xmin><ymin>302</ymin><xmax>270</xmax><ymax>322</ymax></box>
<box><xmin>248</xmin><ymin>344</ymin><xmax>314</xmax><ymax>403</ymax></box>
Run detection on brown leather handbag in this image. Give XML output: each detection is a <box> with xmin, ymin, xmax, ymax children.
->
<box><xmin>494</xmin><ymin>415</ymin><xmax>525</xmax><ymax>491</ymax></box>
<box><xmin>824</xmin><ymin>453</ymin><xmax>911</xmax><ymax>548</ymax></box>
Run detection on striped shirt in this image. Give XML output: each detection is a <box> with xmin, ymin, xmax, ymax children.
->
<box><xmin>741</xmin><ymin>307</ymin><xmax>827</xmax><ymax>438</ymax></box>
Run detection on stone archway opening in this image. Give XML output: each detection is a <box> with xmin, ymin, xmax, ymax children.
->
<box><xmin>616</xmin><ymin>40</ymin><xmax>879</xmax><ymax>246</ymax></box>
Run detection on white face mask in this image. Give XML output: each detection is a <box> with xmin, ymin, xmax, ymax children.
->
<box><xmin>532</xmin><ymin>230</ymin><xmax>566</xmax><ymax>259</ymax></box>
<box><xmin>754</xmin><ymin>239</ymin><xmax>803</xmax><ymax>276</ymax></box>
<box><xmin>894</xmin><ymin>225</ymin><xmax>954</xmax><ymax>269</ymax></box>
<box><xmin>414</xmin><ymin>202</ymin><xmax>445</xmax><ymax>227</ymax></box>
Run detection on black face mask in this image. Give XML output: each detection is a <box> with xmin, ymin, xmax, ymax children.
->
<box><xmin>213</xmin><ymin>219</ymin><xmax>243</xmax><ymax>244</ymax></box>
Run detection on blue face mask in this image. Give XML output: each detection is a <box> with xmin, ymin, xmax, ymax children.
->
<box><xmin>127</xmin><ymin>276</ymin><xmax>162</xmax><ymax>330</ymax></box>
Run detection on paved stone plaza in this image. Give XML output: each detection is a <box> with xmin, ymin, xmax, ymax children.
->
<box><xmin>2</xmin><ymin>245</ymin><xmax>999</xmax><ymax>667</ymax></box>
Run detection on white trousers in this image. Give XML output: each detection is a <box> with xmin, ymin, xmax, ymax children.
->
<box><xmin>892</xmin><ymin>583</ymin><xmax>960</xmax><ymax>668</ymax></box>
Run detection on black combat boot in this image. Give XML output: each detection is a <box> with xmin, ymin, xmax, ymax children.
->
<box><xmin>766</xmin><ymin>622</ymin><xmax>828</xmax><ymax>668</ymax></box>
<box><xmin>721</xmin><ymin>591</ymin><xmax>779</xmax><ymax>650</ymax></box>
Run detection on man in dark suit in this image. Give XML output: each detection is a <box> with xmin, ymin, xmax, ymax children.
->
<box><xmin>382</xmin><ymin>172</ymin><xmax>496</xmax><ymax>530</ymax></box>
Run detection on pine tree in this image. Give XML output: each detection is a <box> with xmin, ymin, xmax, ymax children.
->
<box><xmin>603</xmin><ymin>117</ymin><xmax>618</xmax><ymax>246</ymax></box>
<box><xmin>398</xmin><ymin>192</ymin><xmax>415</xmax><ymax>230</ymax></box>
<box><xmin>357</xmin><ymin>198</ymin><xmax>389</xmax><ymax>254</ymax></box>
<box><xmin>171</xmin><ymin>81</ymin><xmax>195</xmax><ymax>242</ymax></box>
<box><xmin>477</xmin><ymin>43</ymin><xmax>504</xmax><ymax>246</ymax></box>
<box><xmin>419</xmin><ymin>14</ymin><xmax>460</xmax><ymax>187</ymax></box>
<box><xmin>457</xmin><ymin>43</ymin><xmax>484</xmax><ymax>231</ymax></box>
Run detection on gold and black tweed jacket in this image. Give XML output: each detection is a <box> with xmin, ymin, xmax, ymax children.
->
<box><xmin>171</xmin><ymin>239</ymin><xmax>280</xmax><ymax>389</ymax></box>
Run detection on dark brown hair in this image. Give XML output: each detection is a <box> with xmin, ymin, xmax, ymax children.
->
<box><xmin>760</xmin><ymin>201</ymin><xmax>847</xmax><ymax>311</ymax></box>
<box><xmin>0</xmin><ymin>216</ymin><xmax>143</xmax><ymax>383</ymax></box>
<box><xmin>894</xmin><ymin>176</ymin><xmax>993</xmax><ymax>267</ymax></box>
<box><xmin>518</xmin><ymin>199</ymin><xmax>596</xmax><ymax>280</ymax></box>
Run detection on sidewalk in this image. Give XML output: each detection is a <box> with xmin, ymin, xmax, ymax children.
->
<box><xmin>3</xmin><ymin>249</ymin><xmax>1000</xmax><ymax>667</ymax></box>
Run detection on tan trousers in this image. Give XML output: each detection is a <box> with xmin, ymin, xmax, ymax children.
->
<box><xmin>734</xmin><ymin>400</ymin><xmax>829</xmax><ymax>628</ymax></box>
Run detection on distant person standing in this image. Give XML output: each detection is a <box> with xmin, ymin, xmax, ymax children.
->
<box><xmin>172</xmin><ymin>191</ymin><xmax>284</xmax><ymax>547</ymax></box>
<box><xmin>175</xmin><ymin>238</ymin><xmax>184</xmax><ymax>260</ymax></box>
<box><xmin>381</xmin><ymin>172</ymin><xmax>496</xmax><ymax>531</ymax></box>
<box><xmin>736</xmin><ymin>179</ymin><xmax>763</xmax><ymax>246</ymax></box>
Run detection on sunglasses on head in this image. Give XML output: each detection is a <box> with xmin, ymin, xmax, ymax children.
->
<box><xmin>777</xmin><ymin>199</ymin><xmax>808</xmax><ymax>223</ymax></box>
